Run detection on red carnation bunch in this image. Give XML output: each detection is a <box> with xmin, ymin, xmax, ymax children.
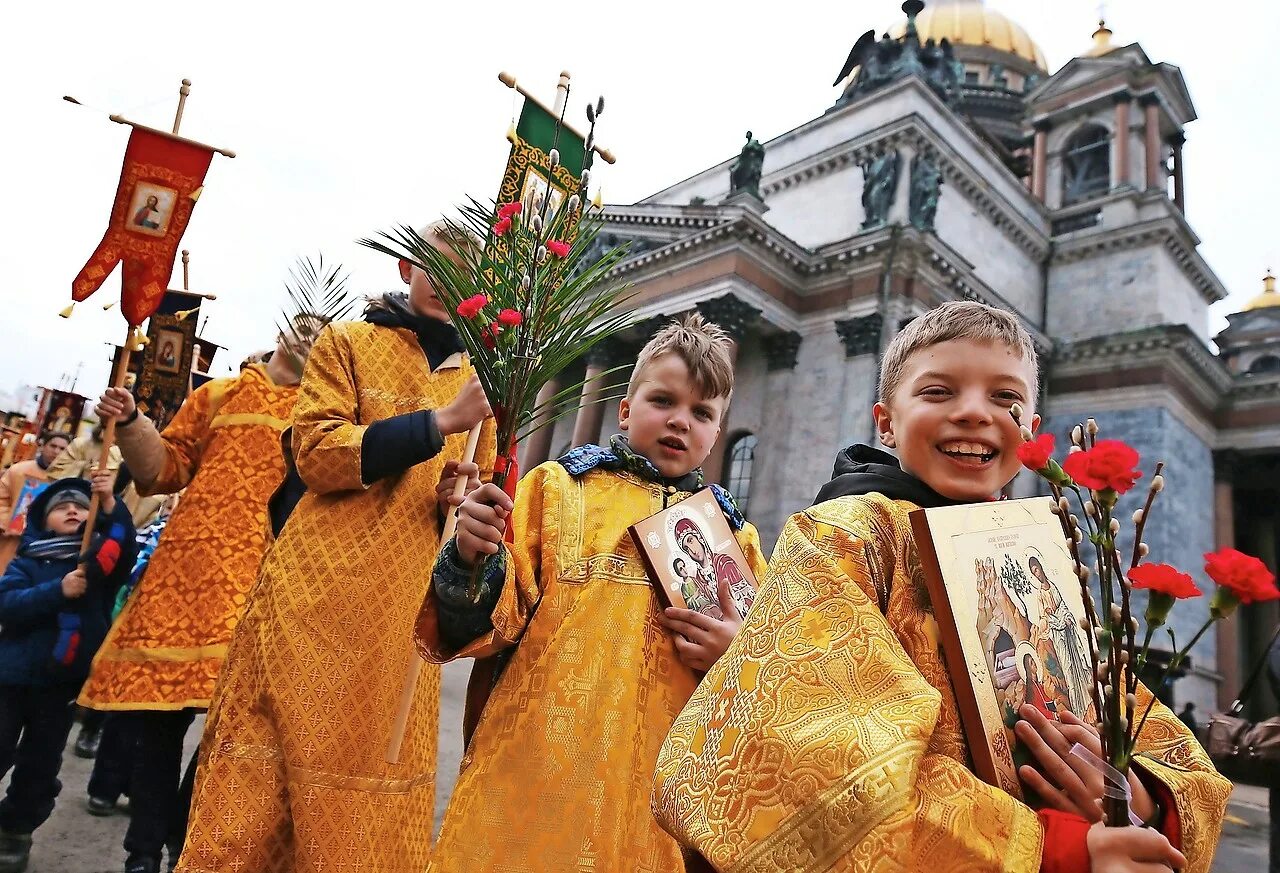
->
<box><xmin>1061</xmin><ymin>439</ymin><xmax>1142</xmax><ymax>495</ymax></box>
<box><xmin>456</xmin><ymin>294</ymin><xmax>488</xmax><ymax>318</ymax></box>
<box><xmin>546</xmin><ymin>239</ymin><xmax>570</xmax><ymax>258</ymax></box>
<box><xmin>1016</xmin><ymin>433</ymin><xmax>1055</xmax><ymax>472</ymax></box>
<box><xmin>1206</xmin><ymin>547</ymin><xmax>1279</xmax><ymax>613</ymax></box>
<box><xmin>1128</xmin><ymin>563</ymin><xmax>1201</xmax><ymax>600</ymax></box>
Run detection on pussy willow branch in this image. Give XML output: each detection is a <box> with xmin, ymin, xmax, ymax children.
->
<box><xmin>1051</xmin><ymin>483</ymin><xmax>1107</xmax><ymax>743</ymax></box>
<box><xmin>1128</xmin><ymin>462</ymin><xmax>1164</xmax><ymax>571</ymax></box>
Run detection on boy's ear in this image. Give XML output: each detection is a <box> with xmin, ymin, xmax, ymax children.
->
<box><xmin>397</xmin><ymin>259</ymin><xmax>412</xmax><ymax>285</ymax></box>
<box><xmin>618</xmin><ymin>398</ymin><xmax>631</xmax><ymax>431</ymax></box>
<box><xmin>872</xmin><ymin>401</ymin><xmax>896</xmax><ymax>448</ymax></box>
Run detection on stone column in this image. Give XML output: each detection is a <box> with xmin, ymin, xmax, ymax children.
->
<box><xmin>888</xmin><ymin>143</ymin><xmax>915</xmax><ymax>224</ymax></box>
<box><xmin>1213</xmin><ymin>450</ymin><xmax>1240</xmax><ymax>711</ymax></box>
<box><xmin>1031</xmin><ymin>121</ymin><xmax>1050</xmax><ymax>202</ymax></box>
<box><xmin>755</xmin><ymin>331</ymin><xmax>803</xmax><ymax>547</ymax></box>
<box><xmin>697</xmin><ymin>294</ymin><xmax>761</xmax><ymax>484</ymax></box>
<box><xmin>1112</xmin><ymin>93</ymin><xmax>1131</xmax><ymax>188</ymax></box>
<box><xmin>520</xmin><ymin>378</ymin><xmax>561</xmax><ymax>470</ymax></box>
<box><xmin>834</xmin><ymin>313</ymin><xmax>884</xmax><ymax>445</ymax></box>
<box><xmin>1141</xmin><ymin>94</ymin><xmax>1163</xmax><ymax>191</ymax></box>
<box><xmin>569</xmin><ymin>342</ymin><xmax>619</xmax><ymax>449</ymax></box>
<box><xmin>1170</xmin><ymin>132</ymin><xmax>1186</xmax><ymax>212</ymax></box>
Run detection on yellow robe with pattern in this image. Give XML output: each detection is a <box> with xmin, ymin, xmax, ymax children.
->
<box><xmin>417</xmin><ymin>462</ymin><xmax>768</xmax><ymax>873</ymax></box>
<box><xmin>652</xmin><ymin>494</ymin><xmax>1232</xmax><ymax>873</ymax></box>
<box><xmin>177</xmin><ymin>322</ymin><xmax>495</xmax><ymax>873</ymax></box>
<box><xmin>79</xmin><ymin>363</ymin><xmax>296</xmax><ymax>710</ymax></box>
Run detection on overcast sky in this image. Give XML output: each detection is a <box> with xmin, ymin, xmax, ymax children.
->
<box><xmin>2</xmin><ymin>0</ymin><xmax>1275</xmax><ymax>408</ymax></box>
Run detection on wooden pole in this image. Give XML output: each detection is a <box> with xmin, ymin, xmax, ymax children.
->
<box><xmin>181</xmin><ymin>249</ymin><xmax>190</xmax><ymax>291</ymax></box>
<box><xmin>79</xmin><ymin>324</ymin><xmax>137</xmax><ymax>555</ymax></box>
<box><xmin>173</xmin><ymin>79</ymin><xmax>191</xmax><ymax>135</ymax></box>
<box><xmin>384</xmin><ymin>421</ymin><xmax>484</xmax><ymax>763</ymax></box>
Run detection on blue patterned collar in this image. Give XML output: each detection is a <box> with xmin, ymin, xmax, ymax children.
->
<box><xmin>556</xmin><ymin>435</ymin><xmax>746</xmax><ymax>530</ymax></box>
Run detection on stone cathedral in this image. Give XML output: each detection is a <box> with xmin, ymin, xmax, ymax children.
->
<box><xmin>521</xmin><ymin>0</ymin><xmax>1280</xmax><ymax>713</ymax></box>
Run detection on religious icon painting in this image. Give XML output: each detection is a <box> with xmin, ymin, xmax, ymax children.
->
<box><xmin>126</xmin><ymin>182</ymin><xmax>178</xmax><ymax>238</ymax></box>
<box><xmin>7</xmin><ymin>477</ymin><xmax>49</xmax><ymax>535</ymax></box>
<box><xmin>629</xmin><ymin>487</ymin><xmax>757</xmax><ymax>622</ymax></box>
<box><xmin>910</xmin><ymin>497</ymin><xmax>1098</xmax><ymax>799</ymax></box>
<box><xmin>518</xmin><ymin>169</ymin><xmax>566</xmax><ymax>218</ymax></box>
<box><xmin>153</xmin><ymin>328</ymin><xmax>185</xmax><ymax>376</ymax></box>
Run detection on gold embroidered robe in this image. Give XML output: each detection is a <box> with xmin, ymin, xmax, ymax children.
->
<box><xmin>177</xmin><ymin>322</ymin><xmax>495</xmax><ymax>873</ymax></box>
<box><xmin>417</xmin><ymin>462</ymin><xmax>768</xmax><ymax>873</ymax></box>
<box><xmin>79</xmin><ymin>363</ymin><xmax>296</xmax><ymax>710</ymax></box>
<box><xmin>652</xmin><ymin>494</ymin><xmax>1232</xmax><ymax>873</ymax></box>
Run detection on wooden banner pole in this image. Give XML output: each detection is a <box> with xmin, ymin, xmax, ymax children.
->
<box><xmin>385</xmin><ymin>421</ymin><xmax>484</xmax><ymax>763</ymax></box>
<box><xmin>79</xmin><ymin>324</ymin><xmax>137</xmax><ymax>556</ymax></box>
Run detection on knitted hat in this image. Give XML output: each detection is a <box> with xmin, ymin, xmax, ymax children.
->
<box><xmin>44</xmin><ymin>481</ymin><xmax>91</xmax><ymax>519</ymax></box>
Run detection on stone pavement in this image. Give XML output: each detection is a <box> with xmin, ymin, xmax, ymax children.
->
<box><xmin>11</xmin><ymin>661</ymin><xmax>1274</xmax><ymax>870</ymax></box>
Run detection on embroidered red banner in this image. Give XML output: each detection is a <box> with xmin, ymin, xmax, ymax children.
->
<box><xmin>72</xmin><ymin>126</ymin><xmax>214</xmax><ymax>325</ymax></box>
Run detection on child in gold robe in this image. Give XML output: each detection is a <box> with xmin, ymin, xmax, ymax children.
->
<box><xmin>653</xmin><ymin>301</ymin><xmax>1231</xmax><ymax>873</ymax></box>
<box><xmin>420</xmin><ymin>314</ymin><xmax>768</xmax><ymax>872</ymax></box>
<box><xmin>175</xmin><ymin>236</ymin><xmax>495</xmax><ymax>873</ymax></box>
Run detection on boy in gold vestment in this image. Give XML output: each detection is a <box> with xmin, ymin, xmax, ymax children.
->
<box><xmin>419</xmin><ymin>314</ymin><xmax>768</xmax><ymax>872</ymax></box>
<box><xmin>175</xmin><ymin>236</ymin><xmax>495</xmax><ymax>873</ymax></box>
<box><xmin>653</xmin><ymin>301</ymin><xmax>1231</xmax><ymax>873</ymax></box>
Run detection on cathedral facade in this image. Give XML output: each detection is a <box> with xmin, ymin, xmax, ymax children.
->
<box><xmin>523</xmin><ymin>0</ymin><xmax>1280</xmax><ymax>713</ymax></box>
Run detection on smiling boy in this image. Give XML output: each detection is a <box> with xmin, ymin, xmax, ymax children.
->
<box><xmin>417</xmin><ymin>313</ymin><xmax>768</xmax><ymax>872</ymax></box>
<box><xmin>653</xmin><ymin>301</ymin><xmax>1230</xmax><ymax>873</ymax></box>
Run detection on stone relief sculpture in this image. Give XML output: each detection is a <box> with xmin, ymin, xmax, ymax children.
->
<box><xmin>909</xmin><ymin>151</ymin><xmax>944</xmax><ymax>231</ymax></box>
<box><xmin>860</xmin><ymin>149</ymin><xmax>900</xmax><ymax>229</ymax></box>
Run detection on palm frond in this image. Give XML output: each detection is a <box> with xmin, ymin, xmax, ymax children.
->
<box><xmin>275</xmin><ymin>254</ymin><xmax>357</xmax><ymax>373</ymax></box>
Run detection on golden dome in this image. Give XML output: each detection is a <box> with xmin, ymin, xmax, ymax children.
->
<box><xmin>892</xmin><ymin>0</ymin><xmax>1048</xmax><ymax>72</ymax></box>
<box><xmin>1243</xmin><ymin>270</ymin><xmax>1280</xmax><ymax>311</ymax></box>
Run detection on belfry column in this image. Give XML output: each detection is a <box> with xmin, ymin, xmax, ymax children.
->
<box><xmin>696</xmin><ymin>294</ymin><xmax>760</xmax><ymax>484</ymax></box>
<box><xmin>1112</xmin><ymin>93</ymin><xmax>1131</xmax><ymax>188</ymax></box>
<box><xmin>1170</xmin><ymin>133</ymin><xmax>1186</xmax><ymax>212</ymax></box>
<box><xmin>1031</xmin><ymin>121</ymin><xmax>1049</xmax><ymax>202</ymax></box>
<box><xmin>1141</xmin><ymin>94</ymin><xmax>1163</xmax><ymax>191</ymax></box>
<box><xmin>570</xmin><ymin>343</ymin><xmax>619</xmax><ymax>449</ymax></box>
<box><xmin>520</xmin><ymin>378</ymin><xmax>561</xmax><ymax>469</ymax></box>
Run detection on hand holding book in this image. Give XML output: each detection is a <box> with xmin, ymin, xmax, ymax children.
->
<box><xmin>659</xmin><ymin>575</ymin><xmax>744</xmax><ymax>672</ymax></box>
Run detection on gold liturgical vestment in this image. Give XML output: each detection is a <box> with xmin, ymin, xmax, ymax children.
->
<box><xmin>177</xmin><ymin>322</ymin><xmax>494</xmax><ymax>873</ymax></box>
<box><xmin>653</xmin><ymin>494</ymin><xmax>1231</xmax><ymax>873</ymax></box>
<box><xmin>418</xmin><ymin>462</ymin><xmax>768</xmax><ymax>873</ymax></box>
<box><xmin>79</xmin><ymin>363</ymin><xmax>296</xmax><ymax>710</ymax></box>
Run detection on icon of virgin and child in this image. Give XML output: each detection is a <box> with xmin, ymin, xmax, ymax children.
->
<box><xmin>974</xmin><ymin>548</ymin><xmax>1095</xmax><ymax>730</ymax></box>
<box><xmin>668</xmin><ymin>515</ymin><xmax>754</xmax><ymax>619</ymax></box>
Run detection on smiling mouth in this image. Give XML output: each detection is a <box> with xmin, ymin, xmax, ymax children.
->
<box><xmin>938</xmin><ymin>441</ymin><xmax>998</xmax><ymax>465</ymax></box>
<box><xmin>658</xmin><ymin>436</ymin><xmax>687</xmax><ymax>451</ymax></box>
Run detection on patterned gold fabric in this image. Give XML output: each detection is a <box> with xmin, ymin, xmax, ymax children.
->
<box><xmin>653</xmin><ymin>494</ymin><xmax>1231</xmax><ymax>873</ymax></box>
<box><xmin>79</xmin><ymin>364</ymin><xmax>296</xmax><ymax>711</ymax></box>
<box><xmin>417</xmin><ymin>462</ymin><xmax>768</xmax><ymax>873</ymax></box>
<box><xmin>177</xmin><ymin>322</ymin><xmax>495</xmax><ymax>873</ymax></box>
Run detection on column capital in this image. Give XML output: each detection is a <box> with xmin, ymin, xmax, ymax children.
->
<box><xmin>697</xmin><ymin>294</ymin><xmax>761</xmax><ymax>342</ymax></box>
<box><xmin>834</xmin><ymin>313</ymin><xmax>884</xmax><ymax>358</ymax></box>
<box><xmin>1111</xmin><ymin>90</ymin><xmax>1132</xmax><ymax>106</ymax></box>
<box><xmin>763</xmin><ymin>331</ymin><xmax>802</xmax><ymax>371</ymax></box>
<box><xmin>1138</xmin><ymin>92</ymin><xmax>1160</xmax><ymax>108</ymax></box>
<box><xmin>1213</xmin><ymin>449</ymin><xmax>1242</xmax><ymax>481</ymax></box>
<box><xmin>583</xmin><ymin>338</ymin><xmax>629</xmax><ymax>368</ymax></box>
<box><xmin>1032</xmin><ymin>119</ymin><xmax>1052</xmax><ymax>133</ymax></box>
<box><xmin>1168</xmin><ymin>131</ymin><xmax>1186</xmax><ymax>147</ymax></box>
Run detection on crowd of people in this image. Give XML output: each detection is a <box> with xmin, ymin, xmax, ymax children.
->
<box><xmin>0</xmin><ymin>230</ymin><xmax>1234</xmax><ymax>873</ymax></box>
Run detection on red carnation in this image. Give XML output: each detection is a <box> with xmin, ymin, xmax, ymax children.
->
<box><xmin>456</xmin><ymin>294</ymin><xmax>488</xmax><ymax>319</ymax></box>
<box><xmin>498</xmin><ymin>308</ymin><xmax>523</xmax><ymax>327</ymax></box>
<box><xmin>546</xmin><ymin>239</ymin><xmax>571</xmax><ymax>258</ymax></box>
<box><xmin>493</xmin><ymin>217</ymin><xmax>512</xmax><ymax>237</ymax></box>
<box><xmin>497</xmin><ymin>201</ymin><xmax>523</xmax><ymax>221</ymax></box>
<box><xmin>1016</xmin><ymin>433</ymin><xmax>1055</xmax><ymax>472</ymax></box>
<box><xmin>1060</xmin><ymin>439</ymin><xmax>1142</xmax><ymax>494</ymax></box>
<box><xmin>1128</xmin><ymin>564</ymin><xmax>1201</xmax><ymax>600</ymax></box>
<box><xmin>1205</xmin><ymin>548</ymin><xmax>1279</xmax><ymax>605</ymax></box>
<box><xmin>480</xmin><ymin>322</ymin><xmax>502</xmax><ymax>350</ymax></box>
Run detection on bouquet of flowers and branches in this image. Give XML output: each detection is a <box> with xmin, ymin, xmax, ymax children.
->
<box><xmin>1010</xmin><ymin>406</ymin><xmax>1278</xmax><ymax>827</ymax></box>
<box><xmin>361</xmin><ymin>95</ymin><xmax>635</xmax><ymax>595</ymax></box>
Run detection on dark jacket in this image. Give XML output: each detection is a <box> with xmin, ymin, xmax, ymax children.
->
<box><xmin>0</xmin><ymin>483</ymin><xmax>137</xmax><ymax>687</ymax></box>
<box><xmin>813</xmin><ymin>444</ymin><xmax>958</xmax><ymax>508</ymax></box>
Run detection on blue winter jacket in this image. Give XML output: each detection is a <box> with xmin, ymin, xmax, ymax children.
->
<box><xmin>0</xmin><ymin>486</ymin><xmax>137</xmax><ymax>687</ymax></box>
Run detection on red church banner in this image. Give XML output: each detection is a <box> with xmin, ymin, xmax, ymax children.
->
<box><xmin>72</xmin><ymin>125</ymin><xmax>214</xmax><ymax>326</ymax></box>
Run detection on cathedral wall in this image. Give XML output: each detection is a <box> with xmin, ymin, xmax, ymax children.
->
<box><xmin>1040</xmin><ymin>405</ymin><xmax>1218</xmax><ymax>710</ymax></box>
<box><xmin>1046</xmin><ymin>245</ymin><xmax>1209</xmax><ymax>343</ymax></box>
<box><xmin>934</xmin><ymin>186</ymin><xmax>1044</xmax><ymax>322</ymax></box>
<box><xmin>761</xmin><ymin>164</ymin><xmax>865</xmax><ymax>248</ymax></box>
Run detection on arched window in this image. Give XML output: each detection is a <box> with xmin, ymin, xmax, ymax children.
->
<box><xmin>724</xmin><ymin>432</ymin><xmax>758</xmax><ymax>514</ymax></box>
<box><xmin>1248</xmin><ymin>354</ymin><xmax>1280</xmax><ymax>375</ymax></box>
<box><xmin>1063</xmin><ymin>125</ymin><xmax>1111</xmax><ymax>205</ymax></box>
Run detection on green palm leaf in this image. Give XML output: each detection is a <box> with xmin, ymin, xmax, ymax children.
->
<box><xmin>276</xmin><ymin>254</ymin><xmax>357</xmax><ymax>373</ymax></box>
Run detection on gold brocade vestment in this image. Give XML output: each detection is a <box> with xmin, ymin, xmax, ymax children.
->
<box><xmin>177</xmin><ymin>322</ymin><xmax>495</xmax><ymax>873</ymax></box>
<box><xmin>653</xmin><ymin>494</ymin><xmax>1232</xmax><ymax>873</ymax></box>
<box><xmin>417</xmin><ymin>462</ymin><xmax>768</xmax><ymax>873</ymax></box>
<box><xmin>79</xmin><ymin>363</ymin><xmax>296</xmax><ymax>710</ymax></box>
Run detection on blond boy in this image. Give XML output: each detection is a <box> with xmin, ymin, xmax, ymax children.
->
<box><xmin>653</xmin><ymin>301</ymin><xmax>1231</xmax><ymax>873</ymax></box>
<box><xmin>417</xmin><ymin>313</ymin><xmax>768</xmax><ymax>871</ymax></box>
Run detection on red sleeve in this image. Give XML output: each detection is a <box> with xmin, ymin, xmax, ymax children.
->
<box><xmin>1038</xmin><ymin>809</ymin><xmax>1091</xmax><ymax>873</ymax></box>
<box><xmin>1148</xmin><ymin>778</ymin><xmax>1182</xmax><ymax>849</ymax></box>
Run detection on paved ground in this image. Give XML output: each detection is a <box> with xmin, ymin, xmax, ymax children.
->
<box><xmin>12</xmin><ymin>662</ymin><xmax>1274</xmax><ymax>870</ymax></box>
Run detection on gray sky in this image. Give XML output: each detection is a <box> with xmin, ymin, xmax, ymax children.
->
<box><xmin>2</xmin><ymin>0</ymin><xmax>1275</xmax><ymax>409</ymax></box>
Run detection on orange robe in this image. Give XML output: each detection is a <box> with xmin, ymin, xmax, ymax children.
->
<box><xmin>177</xmin><ymin>322</ymin><xmax>495</xmax><ymax>873</ymax></box>
<box><xmin>653</xmin><ymin>494</ymin><xmax>1232</xmax><ymax>873</ymax></box>
<box><xmin>79</xmin><ymin>363</ymin><xmax>297</xmax><ymax>710</ymax></box>
<box><xmin>418</xmin><ymin>462</ymin><xmax>768</xmax><ymax>873</ymax></box>
<box><xmin>0</xmin><ymin>459</ymin><xmax>52</xmax><ymax>573</ymax></box>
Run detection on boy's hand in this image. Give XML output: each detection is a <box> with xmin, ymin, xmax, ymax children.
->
<box><xmin>96</xmin><ymin>387</ymin><xmax>137</xmax><ymax>423</ymax></box>
<box><xmin>436</xmin><ymin>375</ymin><xmax>492</xmax><ymax>437</ymax></box>
<box><xmin>90</xmin><ymin>469</ymin><xmax>117</xmax><ymax>513</ymax></box>
<box><xmin>456</xmin><ymin>483</ymin><xmax>512</xmax><ymax>566</ymax></box>
<box><xmin>1086</xmin><ymin>820</ymin><xmax>1184</xmax><ymax>872</ymax></box>
<box><xmin>61</xmin><ymin>568</ymin><xmax>88</xmax><ymax>599</ymax></box>
<box><xmin>436</xmin><ymin>460</ymin><xmax>482</xmax><ymax>519</ymax></box>
<box><xmin>1016</xmin><ymin>705</ymin><xmax>1158</xmax><ymax>825</ymax></box>
<box><xmin>659</xmin><ymin>576</ymin><xmax>743</xmax><ymax>672</ymax></box>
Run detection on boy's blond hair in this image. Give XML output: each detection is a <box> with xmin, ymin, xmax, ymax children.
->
<box><xmin>419</xmin><ymin>220</ymin><xmax>479</xmax><ymax>265</ymax></box>
<box><xmin>879</xmin><ymin>301</ymin><xmax>1039</xmax><ymax>402</ymax></box>
<box><xmin>627</xmin><ymin>313</ymin><xmax>736</xmax><ymax>411</ymax></box>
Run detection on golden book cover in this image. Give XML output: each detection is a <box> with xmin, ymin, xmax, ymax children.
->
<box><xmin>910</xmin><ymin>497</ymin><xmax>1098</xmax><ymax>798</ymax></box>
<box><xmin>629</xmin><ymin>488</ymin><xmax>756</xmax><ymax>620</ymax></box>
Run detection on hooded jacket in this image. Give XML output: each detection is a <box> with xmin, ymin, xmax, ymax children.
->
<box><xmin>0</xmin><ymin>482</ymin><xmax>137</xmax><ymax>686</ymax></box>
<box><xmin>813</xmin><ymin>444</ymin><xmax>958</xmax><ymax>508</ymax></box>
